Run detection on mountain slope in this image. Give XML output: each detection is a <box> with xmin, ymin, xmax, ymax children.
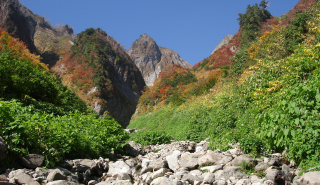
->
<box><xmin>129</xmin><ymin>0</ymin><xmax>320</xmax><ymax>172</ymax></box>
<box><xmin>128</xmin><ymin>33</ymin><xmax>192</xmax><ymax>86</ymax></box>
<box><xmin>52</xmin><ymin>28</ymin><xmax>146</xmax><ymax>127</ymax></box>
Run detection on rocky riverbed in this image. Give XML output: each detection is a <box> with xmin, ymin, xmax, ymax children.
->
<box><xmin>0</xmin><ymin>138</ymin><xmax>320</xmax><ymax>185</ymax></box>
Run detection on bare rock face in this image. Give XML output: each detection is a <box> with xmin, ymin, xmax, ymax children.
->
<box><xmin>128</xmin><ymin>33</ymin><xmax>192</xmax><ymax>86</ymax></box>
<box><xmin>0</xmin><ymin>0</ymin><xmax>38</xmax><ymax>53</ymax></box>
<box><xmin>211</xmin><ymin>34</ymin><xmax>233</xmax><ymax>55</ymax></box>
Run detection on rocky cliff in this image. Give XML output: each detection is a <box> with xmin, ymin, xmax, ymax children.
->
<box><xmin>0</xmin><ymin>0</ymin><xmax>38</xmax><ymax>53</ymax></box>
<box><xmin>0</xmin><ymin>0</ymin><xmax>76</xmax><ymax>67</ymax></box>
<box><xmin>211</xmin><ymin>34</ymin><xmax>233</xmax><ymax>55</ymax></box>
<box><xmin>52</xmin><ymin>28</ymin><xmax>146</xmax><ymax>127</ymax></box>
<box><xmin>128</xmin><ymin>33</ymin><xmax>192</xmax><ymax>86</ymax></box>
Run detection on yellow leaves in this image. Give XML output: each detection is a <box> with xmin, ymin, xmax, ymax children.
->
<box><xmin>266</xmin><ymin>80</ymin><xmax>283</xmax><ymax>92</ymax></box>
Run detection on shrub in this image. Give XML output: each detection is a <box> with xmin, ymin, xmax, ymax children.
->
<box><xmin>0</xmin><ymin>100</ymin><xmax>128</xmax><ymax>167</ymax></box>
<box><xmin>130</xmin><ymin>130</ymin><xmax>173</xmax><ymax>146</ymax></box>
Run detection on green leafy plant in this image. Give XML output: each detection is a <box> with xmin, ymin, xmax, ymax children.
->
<box><xmin>130</xmin><ymin>130</ymin><xmax>173</xmax><ymax>146</ymax></box>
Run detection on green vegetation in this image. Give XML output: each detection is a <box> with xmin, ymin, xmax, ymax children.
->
<box><xmin>129</xmin><ymin>1</ymin><xmax>320</xmax><ymax>172</ymax></box>
<box><xmin>238</xmin><ymin>0</ymin><xmax>271</xmax><ymax>44</ymax></box>
<box><xmin>1</xmin><ymin>100</ymin><xmax>128</xmax><ymax>167</ymax></box>
<box><xmin>0</xmin><ymin>28</ymin><xmax>128</xmax><ymax>167</ymax></box>
<box><xmin>129</xmin><ymin>130</ymin><xmax>172</xmax><ymax>146</ymax></box>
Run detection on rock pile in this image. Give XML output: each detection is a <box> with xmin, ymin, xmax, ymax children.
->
<box><xmin>1</xmin><ymin>140</ymin><xmax>320</xmax><ymax>185</ymax></box>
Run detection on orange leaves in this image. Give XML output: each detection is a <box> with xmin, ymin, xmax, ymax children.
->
<box><xmin>0</xmin><ymin>27</ymin><xmax>48</xmax><ymax>71</ymax></box>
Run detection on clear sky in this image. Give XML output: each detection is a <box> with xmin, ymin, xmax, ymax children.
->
<box><xmin>21</xmin><ymin>0</ymin><xmax>299</xmax><ymax>65</ymax></box>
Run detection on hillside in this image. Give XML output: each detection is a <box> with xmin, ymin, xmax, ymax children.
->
<box><xmin>129</xmin><ymin>0</ymin><xmax>320</xmax><ymax>172</ymax></box>
<box><xmin>128</xmin><ymin>33</ymin><xmax>192</xmax><ymax>86</ymax></box>
<box><xmin>52</xmin><ymin>28</ymin><xmax>146</xmax><ymax>127</ymax></box>
<box><xmin>0</xmin><ymin>27</ymin><xmax>128</xmax><ymax>168</ymax></box>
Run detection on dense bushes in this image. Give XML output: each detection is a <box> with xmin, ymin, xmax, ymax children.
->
<box><xmin>0</xmin><ymin>28</ymin><xmax>89</xmax><ymax>115</ymax></box>
<box><xmin>1</xmin><ymin>100</ymin><xmax>128</xmax><ymax>167</ymax></box>
<box><xmin>130</xmin><ymin>130</ymin><xmax>172</xmax><ymax>146</ymax></box>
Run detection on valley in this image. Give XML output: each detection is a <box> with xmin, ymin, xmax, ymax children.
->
<box><xmin>1</xmin><ymin>0</ymin><xmax>320</xmax><ymax>184</ymax></box>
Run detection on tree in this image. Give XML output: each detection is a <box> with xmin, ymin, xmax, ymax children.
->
<box><xmin>238</xmin><ymin>0</ymin><xmax>271</xmax><ymax>43</ymax></box>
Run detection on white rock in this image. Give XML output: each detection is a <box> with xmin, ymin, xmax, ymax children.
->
<box><xmin>108</xmin><ymin>161</ymin><xmax>132</xmax><ymax>176</ymax></box>
<box><xmin>294</xmin><ymin>171</ymin><xmax>320</xmax><ymax>185</ymax></box>
<box><xmin>166</xmin><ymin>150</ymin><xmax>181</xmax><ymax>171</ymax></box>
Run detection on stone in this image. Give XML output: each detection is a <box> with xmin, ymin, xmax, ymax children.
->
<box><xmin>255</xmin><ymin>162</ymin><xmax>269</xmax><ymax>172</ymax></box>
<box><xmin>214</xmin><ymin>166</ymin><xmax>248</xmax><ymax>180</ymax></box>
<box><xmin>225</xmin><ymin>148</ymin><xmax>243</xmax><ymax>156</ymax></box>
<box><xmin>282</xmin><ymin>164</ymin><xmax>291</xmax><ymax>172</ymax></box>
<box><xmin>115</xmin><ymin>173</ymin><xmax>132</xmax><ymax>181</ymax></box>
<box><xmin>150</xmin><ymin>176</ymin><xmax>176</xmax><ymax>185</ymax></box>
<box><xmin>198</xmin><ymin>151</ymin><xmax>232</xmax><ymax>166</ymax></box>
<box><xmin>108</xmin><ymin>161</ymin><xmax>132</xmax><ymax>176</ymax></box>
<box><xmin>47</xmin><ymin>169</ymin><xmax>67</xmax><ymax>182</ymax></box>
<box><xmin>203</xmin><ymin>172</ymin><xmax>215</xmax><ymax>184</ymax></box>
<box><xmin>235</xmin><ymin>179</ymin><xmax>251</xmax><ymax>185</ymax></box>
<box><xmin>19</xmin><ymin>154</ymin><xmax>45</xmax><ymax>168</ymax></box>
<box><xmin>148</xmin><ymin>159</ymin><xmax>168</xmax><ymax>171</ymax></box>
<box><xmin>179</xmin><ymin>152</ymin><xmax>203</xmax><ymax>170</ymax></box>
<box><xmin>294</xmin><ymin>171</ymin><xmax>320</xmax><ymax>185</ymax></box>
<box><xmin>0</xmin><ymin>175</ymin><xmax>8</xmax><ymax>181</ymax></box>
<box><xmin>215</xmin><ymin>179</ymin><xmax>227</xmax><ymax>185</ymax></box>
<box><xmin>189</xmin><ymin>169</ymin><xmax>202</xmax><ymax>177</ymax></box>
<box><xmin>231</xmin><ymin>154</ymin><xmax>256</xmax><ymax>166</ymax></box>
<box><xmin>181</xmin><ymin>173</ymin><xmax>203</xmax><ymax>184</ymax></box>
<box><xmin>265</xmin><ymin>167</ymin><xmax>279</xmax><ymax>181</ymax></box>
<box><xmin>200</xmin><ymin>165</ymin><xmax>223</xmax><ymax>173</ymax></box>
<box><xmin>8</xmin><ymin>169</ymin><xmax>40</xmax><ymax>185</ymax></box>
<box><xmin>166</xmin><ymin>150</ymin><xmax>181</xmax><ymax>171</ymax></box>
<box><xmin>75</xmin><ymin>159</ymin><xmax>95</xmax><ymax>172</ymax></box>
<box><xmin>0</xmin><ymin>137</ymin><xmax>6</xmax><ymax>161</ymax></box>
<box><xmin>126</xmin><ymin>141</ymin><xmax>143</xmax><ymax>157</ymax></box>
<box><xmin>46</xmin><ymin>180</ymin><xmax>79</xmax><ymax>185</ymax></box>
<box><xmin>151</xmin><ymin>168</ymin><xmax>170</xmax><ymax>180</ymax></box>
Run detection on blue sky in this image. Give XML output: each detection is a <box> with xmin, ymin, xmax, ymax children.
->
<box><xmin>21</xmin><ymin>0</ymin><xmax>299</xmax><ymax>65</ymax></box>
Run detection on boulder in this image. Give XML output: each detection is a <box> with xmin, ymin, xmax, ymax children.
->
<box><xmin>150</xmin><ymin>176</ymin><xmax>176</xmax><ymax>185</ymax></box>
<box><xmin>75</xmin><ymin>159</ymin><xmax>95</xmax><ymax>172</ymax></box>
<box><xmin>166</xmin><ymin>150</ymin><xmax>181</xmax><ymax>171</ymax></box>
<box><xmin>214</xmin><ymin>166</ymin><xmax>248</xmax><ymax>180</ymax></box>
<box><xmin>115</xmin><ymin>173</ymin><xmax>132</xmax><ymax>181</ymax></box>
<box><xmin>181</xmin><ymin>173</ymin><xmax>203</xmax><ymax>184</ymax></box>
<box><xmin>108</xmin><ymin>161</ymin><xmax>132</xmax><ymax>176</ymax></box>
<box><xmin>235</xmin><ymin>179</ymin><xmax>251</xmax><ymax>185</ymax></box>
<box><xmin>19</xmin><ymin>154</ymin><xmax>45</xmax><ymax>169</ymax></box>
<box><xmin>148</xmin><ymin>159</ymin><xmax>168</xmax><ymax>171</ymax></box>
<box><xmin>231</xmin><ymin>154</ymin><xmax>256</xmax><ymax>166</ymax></box>
<box><xmin>0</xmin><ymin>137</ymin><xmax>6</xmax><ymax>161</ymax></box>
<box><xmin>126</xmin><ymin>141</ymin><xmax>143</xmax><ymax>157</ymax></box>
<box><xmin>151</xmin><ymin>168</ymin><xmax>170</xmax><ymax>180</ymax></box>
<box><xmin>47</xmin><ymin>169</ymin><xmax>67</xmax><ymax>182</ymax></box>
<box><xmin>293</xmin><ymin>171</ymin><xmax>320</xmax><ymax>185</ymax></box>
<box><xmin>255</xmin><ymin>162</ymin><xmax>269</xmax><ymax>172</ymax></box>
<box><xmin>198</xmin><ymin>151</ymin><xmax>233</xmax><ymax>166</ymax></box>
<box><xmin>179</xmin><ymin>152</ymin><xmax>203</xmax><ymax>170</ymax></box>
<box><xmin>265</xmin><ymin>167</ymin><xmax>279</xmax><ymax>181</ymax></box>
<box><xmin>8</xmin><ymin>169</ymin><xmax>40</xmax><ymax>185</ymax></box>
<box><xmin>203</xmin><ymin>172</ymin><xmax>215</xmax><ymax>184</ymax></box>
<box><xmin>46</xmin><ymin>180</ymin><xmax>79</xmax><ymax>185</ymax></box>
<box><xmin>200</xmin><ymin>165</ymin><xmax>223</xmax><ymax>173</ymax></box>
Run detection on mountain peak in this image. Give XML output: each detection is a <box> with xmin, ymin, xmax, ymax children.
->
<box><xmin>128</xmin><ymin>33</ymin><xmax>192</xmax><ymax>86</ymax></box>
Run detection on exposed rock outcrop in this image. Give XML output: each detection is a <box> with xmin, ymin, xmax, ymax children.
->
<box><xmin>211</xmin><ymin>35</ymin><xmax>233</xmax><ymax>55</ymax></box>
<box><xmin>0</xmin><ymin>0</ymin><xmax>38</xmax><ymax>53</ymax></box>
<box><xmin>0</xmin><ymin>0</ymin><xmax>76</xmax><ymax>68</ymax></box>
<box><xmin>128</xmin><ymin>33</ymin><xmax>192</xmax><ymax>86</ymax></box>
